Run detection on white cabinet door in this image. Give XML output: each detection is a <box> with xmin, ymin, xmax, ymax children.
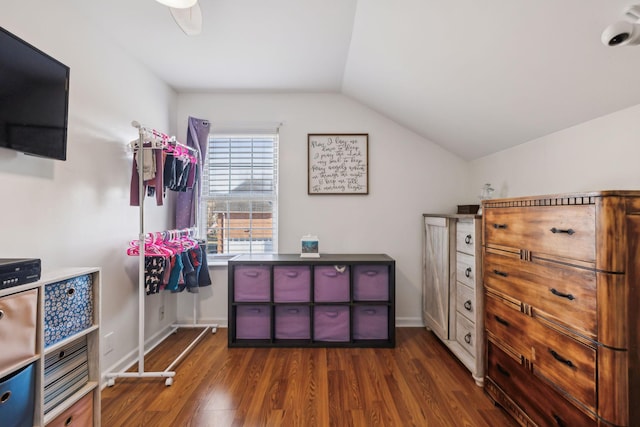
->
<box><xmin>422</xmin><ymin>216</ymin><xmax>453</xmax><ymax>340</ymax></box>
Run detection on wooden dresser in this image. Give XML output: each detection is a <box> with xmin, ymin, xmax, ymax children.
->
<box><xmin>482</xmin><ymin>191</ymin><xmax>640</xmax><ymax>427</ymax></box>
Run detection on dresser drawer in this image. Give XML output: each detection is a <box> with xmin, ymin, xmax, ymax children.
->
<box><xmin>47</xmin><ymin>391</ymin><xmax>93</xmax><ymax>427</ymax></box>
<box><xmin>455</xmin><ymin>314</ymin><xmax>476</xmax><ymax>356</ymax></box>
<box><xmin>484</xmin><ymin>205</ymin><xmax>596</xmax><ymax>263</ymax></box>
<box><xmin>455</xmin><ymin>252</ymin><xmax>476</xmax><ymax>289</ymax></box>
<box><xmin>532</xmin><ymin>333</ymin><xmax>596</xmax><ymax>412</ymax></box>
<box><xmin>0</xmin><ymin>289</ymin><xmax>38</xmax><ymax>373</ymax></box>
<box><xmin>456</xmin><ymin>283</ymin><xmax>475</xmax><ymax>322</ymax></box>
<box><xmin>486</xmin><ymin>293</ymin><xmax>597</xmax><ymax>411</ymax></box>
<box><xmin>485</xmin><ymin>292</ymin><xmax>532</xmax><ymax>358</ymax></box>
<box><xmin>456</xmin><ymin>220</ymin><xmax>476</xmax><ymax>256</ymax></box>
<box><xmin>44</xmin><ymin>274</ymin><xmax>94</xmax><ymax>347</ymax></box>
<box><xmin>484</xmin><ymin>250</ymin><xmax>597</xmax><ymax>338</ymax></box>
<box><xmin>487</xmin><ymin>340</ymin><xmax>596</xmax><ymax>427</ymax></box>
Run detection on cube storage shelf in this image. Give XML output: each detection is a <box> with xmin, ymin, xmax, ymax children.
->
<box><xmin>228</xmin><ymin>254</ymin><xmax>395</xmax><ymax>348</ymax></box>
<box><xmin>0</xmin><ymin>267</ymin><xmax>100</xmax><ymax>427</ymax></box>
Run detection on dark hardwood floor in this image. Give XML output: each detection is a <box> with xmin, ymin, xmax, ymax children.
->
<box><xmin>101</xmin><ymin>327</ymin><xmax>516</xmax><ymax>426</ymax></box>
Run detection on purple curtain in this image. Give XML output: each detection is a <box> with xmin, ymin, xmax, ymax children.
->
<box><xmin>175</xmin><ymin>116</ymin><xmax>210</xmax><ymax>229</ymax></box>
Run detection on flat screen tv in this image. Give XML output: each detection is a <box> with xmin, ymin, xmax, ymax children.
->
<box><xmin>0</xmin><ymin>26</ymin><xmax>70</xmax><ymax>161</ymax></box>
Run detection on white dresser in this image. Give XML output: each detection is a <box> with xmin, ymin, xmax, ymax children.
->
<box><xmin>422</xmin><ymin>214</ymin><xmax>484</xmax><ymax>386</ymax></box>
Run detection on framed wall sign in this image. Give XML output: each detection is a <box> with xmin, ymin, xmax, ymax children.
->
<box><xmin>307</xmin><ymin>133</ymin><xmax>369</xmax><ymax>195</ymax></box>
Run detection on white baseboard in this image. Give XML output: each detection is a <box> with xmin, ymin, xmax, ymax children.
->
<box><xmin>178</xmin><ymin>316</ymin><xmax>228</xmax><ymax>328</ymax></box>
<box><xmin>395</xmin><ymin>317</ymin><xmax>424</xmax><ymax>327</ymax></box>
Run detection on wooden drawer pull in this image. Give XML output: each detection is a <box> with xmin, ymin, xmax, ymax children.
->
<box><xmin>464</xmin><ymin>234</ymin><xmax>472</xmax><ymax>244</ymax></box>
<box><xmin>493</xmin><ymin>269</ymin><xmax>508</xmax><ymax>278</ymax></box>
<box><xmin>496</xmin><ymin>364</ymin><xmax>510</xmax><ymax>377</ymax></box>
<box><xmin>550</xmin><ymin>227</ymin><xmax>575</xmax><ymax>235</ymax></box>
<box><xmin>464</xmin><ymin>333</ymin><xmax>471</xmax><ymax>344</ymax></box>
<box><xmin>464</xmin><ymin>267</ymin><xmax>472</xmax><ymax>278</ymax></box>
<box><xmin>493</xmin><ymin>223</ymin><xmax>508</xmax><ymax>229</ymax></box>
<box><xmin>549</xmin><ymin>348</ymin><xmax>575</xmax><ymax>369</ymax></box>
<box><xmin>464</xmin><ymin>300</ymin><xmax>472</xmax><ymax>311</ymax></box>
<box><xmin>65</xmin><ymin>415</ymin><xmax>73</xmax><ymax>426</ymax></box>
<box><xmin>494</xmin><ymin>315</ymin><xmax>510</xmax><ymax>327</ymax></box>
<box><xmin>550</xmin><ymin>288</ymin><xmax>575</xmax><ymax>301</ymax></box>
<box><xmin>0</xmin><ymin>309</ymin><xmax>4</xmax><ymax>320</ymax></box>
<box><xmin>553</xmin><ymin>414</ymin><xmax>566</xmax><ymax>427</ymax></box>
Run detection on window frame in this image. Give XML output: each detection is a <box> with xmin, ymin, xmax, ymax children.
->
<box><xmin>199</xmin><ymin>131</ymin><xmax>279</xmax><ymax>265</ymax></box>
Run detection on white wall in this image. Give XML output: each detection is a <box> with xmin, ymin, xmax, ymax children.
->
<box><xmin>470</xmin><ymin>104</ymin><xmax>640</xmax><ymax>198</ymax></box>
<box><xmin>176</xmin><ymin>93</ymin><xmax>470</xmax><ymax>325</ymax></box>
<box><xmin>1</xmin><ymin>0</ymin><xmax>178</xmax><ymax>375</ymax></box>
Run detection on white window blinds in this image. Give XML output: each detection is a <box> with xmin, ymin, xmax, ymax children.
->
<box><xmin>200</xmin><ymin>132</ymin><xmax>278</xmax><ymax>258</ymax></box>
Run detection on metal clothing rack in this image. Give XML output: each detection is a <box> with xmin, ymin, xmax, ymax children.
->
<box><xmin>106</xmin><ymin>121</ymin><xmax>217</xmax><ymax>387</ymax></box>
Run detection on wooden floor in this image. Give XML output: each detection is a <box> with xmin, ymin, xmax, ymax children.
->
<box><xmin>101</xmin><ymin>327</ymin><xmax>516</xmax><ymax>427</ymax></box>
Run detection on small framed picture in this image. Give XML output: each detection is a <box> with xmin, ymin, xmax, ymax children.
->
<box><xmin>300</xmin><ymin>235</ymin><xmax>320</xmax><ymax>258</ymax></box>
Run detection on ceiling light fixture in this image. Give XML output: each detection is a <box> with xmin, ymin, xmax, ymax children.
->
<box><xmin>155</xmin><ymin>0</ymin><xmax>197</xmax><ymax>9</ymax></box>
<box><xmin>602</xmin><ymin>4</ymin><xmax>640</xmax><ymax>46</ymax></box>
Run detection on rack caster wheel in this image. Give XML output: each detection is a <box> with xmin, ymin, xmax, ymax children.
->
<box><xmin>211</xmin><ymin>327</ymin><xmax>217</xmax><ymax>334</ymax></box>
<box><xmin>165</xmin><ymin>378</ymin><xmax>173</xmax><ymax>386</ymax></box>
<box><xmin>107</xmin><ymin>378</ymin><xmax>115</xmax><ymax>387</ymax></box>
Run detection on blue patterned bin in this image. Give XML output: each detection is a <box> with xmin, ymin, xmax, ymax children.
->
<box><xmin>44</xmin><ymin>274</ymin><xmax>93</xmax><ymax>347</ymax></box>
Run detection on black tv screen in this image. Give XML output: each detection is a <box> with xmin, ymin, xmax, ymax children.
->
<box><xmin>0</xmin><ymin>26</ymin><xmax>70</xmax><ymax>161</ymax></box>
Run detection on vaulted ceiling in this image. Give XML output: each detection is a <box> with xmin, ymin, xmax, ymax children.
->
<box><xmin>71</xmin><ymin>0</ymin><xmax>640</xmax><ymax>160</ymax></box>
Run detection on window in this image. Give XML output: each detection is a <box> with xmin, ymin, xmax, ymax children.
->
<box><xmin>200</xmin><ymin>132</ymin><xmax>278</xmax><ymax>261</ymax></box>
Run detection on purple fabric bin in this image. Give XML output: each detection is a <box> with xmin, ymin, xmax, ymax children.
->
<box><xmin>234</xmin><ymin>266</ymin><xmax>270</xmax><ymax>302</ymax></box>
<box><xmin>274</xmin><ymin>266</ymin><xmax>311</xmax><ymax>302</ymax></box>
<box><xmin>275</xmin><ymin>306</ymin><xmax>311</xmax><ymax>339</ymax></box>
<box><xmin>313</xmin><ymin>306</ymin><xmax>350</xmax><ymax>342</ymax></box>
<box><xmin>353</xmin><ymin>306</ymin><xmax>388</xmax><ymax>340</ymax></box>
<box><xmin>353</xmin><ymin>265</ymin><xmax>389</xmax><ymax>301</ymax></box>
<box><xmin>314</xmin><ymin>265</ymin><xmax>350</xmax><ymax>302</ymax></box>
<box><xmin>235</xmin><ymin>305</ymin><xmax>271</xmax><ymax>339</ymax></box>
